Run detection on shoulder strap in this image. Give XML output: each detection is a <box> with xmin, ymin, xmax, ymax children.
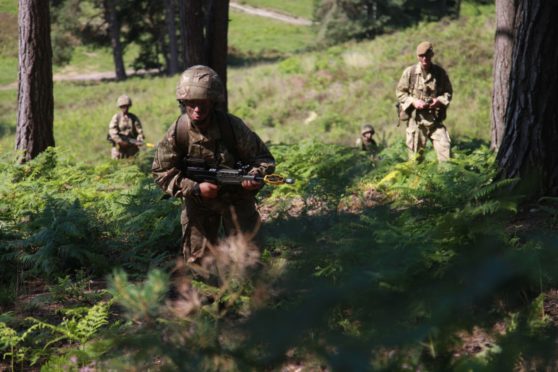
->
<box><xmin>175</xmin><ymin>114</ymin><xmax>190</xmax><ymax>156</ymax></box>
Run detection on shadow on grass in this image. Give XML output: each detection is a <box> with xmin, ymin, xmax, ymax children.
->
<box><xmin>0</xmin><ymin>120</ymin><xmax>16</xmax><ymax>140</ymax></box>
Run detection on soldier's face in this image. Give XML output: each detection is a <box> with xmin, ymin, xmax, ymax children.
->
<box><xmin>119</xmin><ymin>105</ymin><xmax>129</xmax><ymax>113</ymax></box>
<box><xmin>417</xmin><ymin>51</ymin><xmax>433</xmax><ymax>70</ymax></box>
<box><xmin>185</xmin><ymin>99</ymin><xmax>212</xmax><ymax>122</ymax></box>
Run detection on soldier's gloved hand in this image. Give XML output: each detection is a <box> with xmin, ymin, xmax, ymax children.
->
<box><xmin>413</xmin><ymin>99</ymin><xmax>428</xmax><ymax>110</ymax></box>
<box><xmin>199</xmin><ymin>182</ymin><xmax>219</xmax><ymax>199</ymax></box>
<box><xmin>242</xmin><ymin>179</ymin><xmax>262</xmax><ymax>190</ymax></box>
<box><xmin>428</xmin><ymin>98</ymin><xmax>440</xmax><ymax>108</ymax></box>
<box><xmin>117</xmin><ymin>140</ymin><xmax>128</xmax><ymax>147</ymax></box>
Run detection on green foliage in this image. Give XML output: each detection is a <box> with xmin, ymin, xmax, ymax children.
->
<box><xmin>108</xmin><ymin>269</ymin><xmax>168</xmax><ymax>323</ymax></box>
<box><xmin>314</xmin><ymin>0</ymin><xmax>461</xmax><ymax>45</ymax></box>
<box><xmin>0</xmin><ymin>321</ymin><xmax>40</xmax><ymax>370</ymax></box>
<box><xmin>0</xmin><ymin>147</ymin><xmax>181</xmax><ymax>286</ymax></box>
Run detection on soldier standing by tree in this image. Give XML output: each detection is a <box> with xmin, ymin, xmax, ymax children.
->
<box><xmin>396</xmin><ymin>41</ymin><xmax>453</xmax><ymax>162</ymax></box>
<box><xmin>108</xmin><ymin>95</ymin><xmax>145</xmax><ymax>159</ymax></box>
<box><xmin>152</xmin><ymin>65</ymin><xmax>275</xmax><ymax>265</ymax></box>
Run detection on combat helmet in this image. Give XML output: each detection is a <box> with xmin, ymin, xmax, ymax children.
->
<box><xmin>117</xmin><ymin>95</ymin><xmax>132</xmax><ymax>107</ymax></box>
<box><xmin>361</xmin><ymin>124</ymin><xmax>375</xmax><ymax>135</ymax></box>
<box><xmin>176</xmin><ymin>65</ymin><xmax>225</xmax><ymax>102</ymax></box>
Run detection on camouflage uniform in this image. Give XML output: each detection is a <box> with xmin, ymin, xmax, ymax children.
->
<box><xmin>396</xmin><ymin>49</ymin><xmax>453</xmax><ymax>162</ymax></box>
<box><xmin>152</xmin><ymin>69</ymin><xmax>275</xmax><ymax>262</ymax></box>
<box><xmin>355</xmin><ymin>124</ymin><xmax>379</xmax><ymax>155</ymax></box>
<box><xmin>109</xmin><ymin>95</ymin><xmax>145</xmax><ymax>159</ymax></box>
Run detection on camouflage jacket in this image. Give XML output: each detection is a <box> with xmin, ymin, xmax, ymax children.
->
<box><xmin>108</xmin><ymin>112</ymin><xmax>144</xmax><ymax>143</ymax></box>
<box><xmin>152</xmin><ymin>110</ymin><xmax>276</xmax><ymax>198</ymax></box>
<box><xmin>396</xmin><ymin>62</ymin><xmax>453</xmax><ymax>126</ymax></box>
<box><xmin>355</xmin><ymin>138</ymin><xmax>379</xmax><ymax>154</ymax></box>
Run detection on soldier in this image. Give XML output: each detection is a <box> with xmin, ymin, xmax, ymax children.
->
<box><xmin>108</xmin><ymin>95</ymin><xmax>145</xmax><ymax>159</ymax></box>
<box><xmin>152</xmin><ymin>65</ymin><xmax>275</xmax><ymax>264</ymax></box>
<box><xmin>355</xmin><ymin>124</ymin><xmax>379</xmax><ymax>155</ymax></box>
<box><xmin>396</xmin><ymin>41</ymin><xmax>453</xmax><ymax>162</ymax></box>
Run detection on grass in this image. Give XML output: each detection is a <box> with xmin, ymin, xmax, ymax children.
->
<box><xmin>235</xmin><ymin>0</ymin><xmax>314</xmax><ymax>19</ymax></box>
<box><xmin>0</xmin><ymin>0</ymin><xmax>16</xmax><ymax>14</ymax></box>
<box><xmin>229</xmin><ymin>9</ymin><xmax>315</xmax><ymax>57</ymax></box>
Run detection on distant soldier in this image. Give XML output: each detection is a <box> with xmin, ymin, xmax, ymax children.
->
<box><xmin>152</xmin><ymin>65</ymin><xmax>275</xmax><ymax>264</ymax></box>
<box><xmin>355</xmin><ymin>124</ymin><xmax>379</xmax><ymax>155</ymax></box>
<box><xmin>396</xmin><ymin>41</ymin><xmax>453</xmax><ymax>162</ymax></box>
<box><xmin>108</xmin><ymin>95</ymin><xmax>145</xmax><ymax>159</ymax></box>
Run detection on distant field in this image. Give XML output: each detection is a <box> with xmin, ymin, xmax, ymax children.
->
<box><xmin>235</xmin><ymin>0</ymin><xmax>314</xmax><ymax>19</ymax></box>
<box><xmin>229</xmin><ymin>9</ymin><xmax>314</xmax><ymax>56</ymax></box>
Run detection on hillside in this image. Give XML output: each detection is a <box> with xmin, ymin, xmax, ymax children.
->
<box><xmin>0</xmin><ymin>2</ymin><xmax>493</xmax><ymax>162</ymax></box>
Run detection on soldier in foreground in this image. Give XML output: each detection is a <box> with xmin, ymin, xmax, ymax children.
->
<box><xmin>108</xmin><ymin>95</ymin><xmax>145</xmax><ymax>159</ymax></box>
<box><xmin>152</xmin><ymin>65</ymin><xmax>275</xmax><ymax>264</ymax></box>
<box><xmin>355</xmin><ymin>124</ymin><xmax>379</xmax><ymax>155</ymax></box>
<box><xmin>396</xmin><ymin>41</ymin><xmax>453</xmax><ymax>162</ymax></box>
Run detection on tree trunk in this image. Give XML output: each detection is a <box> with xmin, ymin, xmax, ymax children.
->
<box><xmin>184</xmin><ymin>0</ymin><xmax>206</xmax><ymax>67</ymax></box>
<box><xmin>206</xmin><ymin>0</ymin><xmax>229</xmax><ymax>110</ymax></box>
<box><xmin>178</xmin><ymin>0</ymin><xmax>187</xmax><ymax>70</ymax></box>
<box><xmin>16</xmin><ymin>0</ymin><xmax>55</xmax><ymax>162</ymax></box>
<box><xmin>490</xmin><ymin>0</ymin><xmax>518</xmax><ymax>151</ymax></box>
<box><xmin>164</xmin><ymin>0</ymin><xmax>179</xmax><ymax>75</ymax></box>
<box><xmin>104</xmin><ymin>0</ymin><xmax>126</xmax><ymax>80</ymax></box>
<box><xmin>496</xmin><ymin>0</ymin><xmax>558</xmax><ymax>196</ymax></box>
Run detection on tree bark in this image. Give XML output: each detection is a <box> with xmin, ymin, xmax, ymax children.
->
<box><xmin>178</xmin><ymin>0</ymin><xmax>187</xmax><ymax>70</ymax></box>
<box><xmin>206</xmin><ymin>0</ymin><xmax>230</xmax><ymax>110</ymax></box>
<box><xmin>16</xmin><ymin>0</ymin><xmax>55</xmax><ymax>162</ymax></box>
<box><xmin>496</xmin><ymin>0</ymin><xmax>558</xmax><ymax>196</ymax></box>
<box><xmin>490</xmin><ymin>0</ymin><xmax>518</xmax><ymax>151</ymax></box>
<box><xmin>164</xmin><ymin>0</ymin><xmax>179</xmax><ymax>75</ymax></box>
<box><xmin>184</xmin><ymin>0</ymin><xmax>206</xmax><ymax>67</ymax></box>
<box><xmin>104</xmin><ymin>0</ymin><xmax>126</xmax><ymax>80</ymax></box>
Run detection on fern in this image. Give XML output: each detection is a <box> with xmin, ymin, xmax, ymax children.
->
<box><xmin>27</xmin><ymin>301</ymin><xmax>110</xmax><ymax>348</ymax></box>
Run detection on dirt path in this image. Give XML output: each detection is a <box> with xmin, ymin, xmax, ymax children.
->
<box><xmin>230</xmin><ymin>2</ymin><xmax>312</xmax><ymax>26</ymax></box>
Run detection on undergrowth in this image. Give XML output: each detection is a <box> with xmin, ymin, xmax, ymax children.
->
<box><xmin>1</xmin><ymin>139</ymin><xmax>558</xmax><ymax>370</ymax></box>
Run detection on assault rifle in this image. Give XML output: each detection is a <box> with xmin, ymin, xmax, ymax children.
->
<box><xmin>106</xmin><ymin>134</ymin><xmax>154</xmax><ymax>148</ymax></box>
<box><xmin>183</xmin><ymin>160</ymin><xmax>294</xmax><ymax>186</ymax></box>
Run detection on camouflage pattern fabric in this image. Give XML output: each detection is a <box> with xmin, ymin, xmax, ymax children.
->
<box><xmin>108</xmin><ymin>111</ymin><xmax>144</xmax><ymax>159</ymax></box>
<box><xmin>355</xmin><ymin>137</ymin><xmax>379</xmax><ymax>155</ymax></box>
<box><xmin>396</xmin><ymin>62</ymin><xmax>453</xmax><ymax>162</ymax></box>
<box><xmin>152</xmin><ymin>110</ymin><xmax>275</xmax><ymax>261</ymax></box>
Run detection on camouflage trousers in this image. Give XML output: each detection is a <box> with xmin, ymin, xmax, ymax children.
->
<box><xmin>180</xmin><ymin>192</ymin><xmax>260</xmax><ymax>262</ymax></box>
<box><xmin>111</xmin><ymin>145</ymin><xmax>139</xmax><ymax>159</ymax></box>
<box><xmin>406</xmin><ymin>120</ymin><xmax>451</xmax><ymax>162</ymax></box>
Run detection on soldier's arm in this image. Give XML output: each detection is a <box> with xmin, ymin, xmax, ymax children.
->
<box><xmin>395</xmin><ymin>66</ymin><xmax>415</xmax><ymax>113</ymax></box>
<box><xmin>435</xmin><ymin>66</ymin><xmax>453</xmax><ymax>107</ymax></box>
<box><xmin>152</xmin><ymin>122</ymin><xmax>197</xmax><ymax>198</ymax></box>
<box><xmin>108</xmin><ymin>114</ymin><xmax>123</xmax><ymax>143</ymax></box>
<box><xmin>133</xmin><ymin>114</ymin><xmax>145</xmax><ymax>141</ymax></box>
<box><xmin>230</xmin><ymin>116</ymin><xmax>276</xmax><ymax>177</ymax></box>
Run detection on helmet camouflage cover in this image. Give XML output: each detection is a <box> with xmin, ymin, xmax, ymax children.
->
<box><xmin>176</xmin><ymin>65</ymin><xmax>225</xmax><ymax>102</ymax></box>
<box><xmin>361</xmin><ymin>124</ymin><xmax>375</xmax><ymax>135</ymax></box>
<box><xmin>117</xmin><ymin>95</ymin><xmax>132</xmax><ymax>107</ymax></box>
